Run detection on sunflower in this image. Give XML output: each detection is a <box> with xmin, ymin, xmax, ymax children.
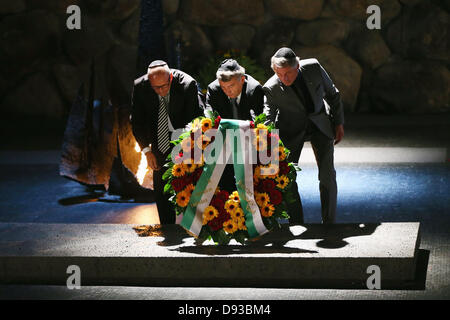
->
<box><xmin>261</xmin><ymin>203</ymin><xmax>275</xmax><ymax>217</ymax></box>
<box><xmin>195</xmin><ymin>134</ymin><xmax>211</xmax><ymax>150</ymax></box>
<box><xmin>172</xmin><ymin>164</ymin><xmax>185</xmax><ymax>177</ymax></box>
<box><xmin>223</xmin><ymin>219</ymin><xmax>238</xmax><ymax>234</ymax></box>
<box><xmin>224</xmin><ymin>199</ymin><xmax>239</xmax><ymax>214</ymax></box>
<box><xmin>255</xmin><ymin>192</ymin><xmax>270</xmax><ymax>208</ymax></box>
<box><xmin>229</xmin><ymin>191</ymin><xmax>240</xmax><ymax>202</ymax></box>
<box><xmin>201</xmin><ymin>118</ymin><xmax>213</xmax><ymax>132</ymax></box>
<box><xmin>254</xmin><ymin>165</ymin><xmax>265</xmax><ymax>179</ymax></box>
<box><xmin>182</xmin><ymin>162</ymin><xmax>197</xmax><ymax>173</ymax></box>
<box><xmin>252</xmin><ymin>135</ymin><xmax>267</xmax><ymax>151</ymax></box>
<box><xmin>184</xmin><ymin>184</ymin><xmax>195</xmax><ymax>195</ymax></box>
<box><xmin>176</xmin><ymin>190</ymin><xmax>190</xmax><ymax>207</ymax></box>
<box><xmin>274</xmin><ymin>146</ymin><xmax>287</xmax><ymax>161</ymax></box>
<box><xmin>257</xmin><ymin>123</ymin><xmax>268</xmax><ymax>130</ymax></box>
<box><xmin>181</xmin><ymin>138</ymin><xmax>193</xmax><ymax>152</ymax></box>
<box><xmin>231</xmin><ymin>207</ymin><xmax>244</xmax><ymax>220</ymax></box>
<box><xmin>261</xmin><ymin>164</ymin><xmax>279</xmax><ymax>179</ymax></box>
<box><xmin>276</xmin><ymin>175</ymin><xmax>290</xmax><ymax>189</ymax></box>
<box><xmin>203</xmin><ymin>205</ymin><xmax>219</xmax><ymax>222</ymax></box>
<box><xmin>237</xmin><ymin>219</ymin><xmax>247</xmax><ymax>231</ymax></box>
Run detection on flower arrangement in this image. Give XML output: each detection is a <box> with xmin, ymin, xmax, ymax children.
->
<box><xmin>163</xmin><ymin>112</ymin><xmax>299</xmax><ymax>245</ymax></box>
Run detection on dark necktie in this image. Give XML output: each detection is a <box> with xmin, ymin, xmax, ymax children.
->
<box><xmin>157</xmin><ymin>96</ymin><xmax>170</xmax><ymax>154</ymax></box>
<box><xmin>230</xmin><ymin>98</ymin><xmax>238</xmax><ymax>119</ymax></box>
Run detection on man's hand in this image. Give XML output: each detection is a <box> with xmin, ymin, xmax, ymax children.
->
<box><xmin>145</xmin><ymin>151</ymin><xmax>161</xmax><ymax>171</ymax></box>
<box><xmin>334</xmin><ymin>124</ymin><xmax>344</xmax><ymax>145</ymax></box>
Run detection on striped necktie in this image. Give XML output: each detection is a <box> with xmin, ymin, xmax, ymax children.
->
<box><xmin>157</xmin><ymin>96</ymin><xmax>171</xmax><ymax>154</ymax></box>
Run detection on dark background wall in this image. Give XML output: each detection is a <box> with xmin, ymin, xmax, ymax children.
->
<box><xmin>0</xmin><ymin>0</ymin><xmax>449</xmax><ymax>127</ymax></box>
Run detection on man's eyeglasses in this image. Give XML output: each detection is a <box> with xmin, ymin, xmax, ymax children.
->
<box><xmin>151</xmin><ymin>78</ymin><xmax>171</xmax><ymax>90</ymax></box>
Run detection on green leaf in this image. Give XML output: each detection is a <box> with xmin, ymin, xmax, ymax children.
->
<box><xmin>164</xmin><ymin>182</ymin><xmax>173</xmax><ymax>194</ymax></box>
<box><xmin>254</xmin><ymin>113</ymin><xmax>266</xmax><ymax>125</ymax></box>
<box><xmin>162</xmin><ymin>166</ymin><xmax>173</xmax><ymax>181</ymax></box>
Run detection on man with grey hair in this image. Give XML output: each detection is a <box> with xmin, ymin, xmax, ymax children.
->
<box><xmin>205</xmin><ymin>59</ymin><xmax>265</xmax><ymax>192</ymax></box>
<box><xmin>131</xmin><ymin>60</ymin><xmax>203</xmax><ymax>224</ymax></box>
<box><xmin>205</xmin><ymin>59</ymin><xmax>264</xmax><ymax>120</ymax></box>
<box><xmin>263</xmin><ymin>47</ymin><xmax>345</xmax><ymax>225</ymax></box>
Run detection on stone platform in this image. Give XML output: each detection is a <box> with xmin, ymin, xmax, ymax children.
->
<box><xmin>0</xmin><ymin>222</ymin><xmax>423</xmax><ymax>289</ymax></box>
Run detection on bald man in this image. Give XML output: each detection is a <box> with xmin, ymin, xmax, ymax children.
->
<box><xmin>131</xmin><ymin>60</ymin><xmax>203</xmax><ymax>224</ymax></box>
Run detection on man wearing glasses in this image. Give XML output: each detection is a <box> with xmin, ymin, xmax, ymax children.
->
<box><xmin>131</xmin><ymin>60</ymin><xmax>203</xmax><ymax>224</ymax></box>
<box><xmin>263</xmin><ymin>47</ymin><xmax>345</xmax><ymax>226</ymax></box>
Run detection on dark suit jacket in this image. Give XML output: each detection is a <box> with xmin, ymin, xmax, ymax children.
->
<box><xmin>205</xmin><ymin>74</ymin><xmax>264</xmax><ymax>120</ymax></box>
<box><xmin>263</xmin><ymin>58</ymin><xmax>344</xmax><ymax>144</ymax></box>
<box><xmin>131</xmin><ymin>69</ymin><xmax>203</xmax><ymax>162</ymax></box>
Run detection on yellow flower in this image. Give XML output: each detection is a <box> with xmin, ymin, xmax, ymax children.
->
<box><xmin>172</xmin><ymin>164</ymin><xmax>185</xmax><ymax>177</ymax></box>
<box><xmin>181</xmin><ymin>138</ymin><xmax>193</xmax><ymax>152</ymax></box>
<box><xmin>203</xmin><ymin>205</ymin><xmax>219</xmax><ymax>222</ymax></box>
<box><xmin>253</xmin><ymin>166</ymin><xmax>264</xmax><ymax>179</ymax></box>
<box><xmin>237</xmin><ymin>219</ymin><xmax>247</xmax><ymax>230</ymax></box>
<box><xmin>255</xmin><ymin>192</ymin><xmax>270</xmax><ymax>207</ymax></box>
<box><xmin>257</xmin><ymin>123</ymin><xmax>267</xmax><ymax>130</ymax></box>
<box><xmin>195</xmin><ymin>134</ymin><xmax>211</xmax><ymax>150</ymax></box>
<box><xmin>223</xmin><ymin>219</ymin><xmax>238</xmax><ymax>234</ymax></box>
<box><xmin>274</xmin><ymin>146</ymin><xmax>287</xmax><ymax>161</ymax></box>
<box><xmin>252</xmin><ymin>135</ymin><xmax>267</xmax><ymax>151</ymax></box>
<box><xmin>225</xmin><ymin>199</ymin><xmax>239</xmax><ymax>214</ymax></box>
<box><xmin>261</xmin><ymin>203</ymin><xmax>275</xmax><ymax>217</ymax></box>
<box><xmin>191</xmin><ymin>118</ymin><xmax>202</xmax><ymax>132</ymax></box>
<box><xmin>184</xmin><ymin>184</ymin><xmax>195</xmax><ymax>195</ymax></box>
<box><xmin>276</xmin><ymin>175</ymin><xmax>290</xmax><ymax>189</ymax></box>
<box><xmin>229</xmin><ymin>191</ymin><xmax>240</xmax><ymax>202</ymax></box>
<box><xmin>214</xmin><ymin>187</ymin><xmax>221</xmax><ymax>195</ymax></box>
<box><xmin>182</xmin><ymin>162</ymin><xmax>197</xmax><ymax>173</ymax></box>
<box><xmin>176</xmin><ymin>190</ymin><xmax>190</xmax><ymax>207</ymax></box>
<box><xmin>260</xmin><ymin>164</ymin><xmax>279</xmax><ymax>179</ymax></box>
<box><xmin>201</xmin><ymin>118</ymin><xmax>213</xmax><ymax>132</ymax></box>
<box><xmin>231</xmin><ymin>207</ymin><xmax>244</xmax><ymax>220</ymax></box>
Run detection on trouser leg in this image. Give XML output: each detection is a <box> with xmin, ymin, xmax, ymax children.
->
<box><xmin>286</xmin><ymin>143</ymin><xmax>304</xmax><ymax>224</ymax></box>
<box><xmin>310</xmin><ymin>126</ymin><xmax>337</xmax><ymax>224</ymax></box>
<box><xmin>153</xmin><ymin>151</ymin><xmax>175</xmax><ymax>224</ymax></box>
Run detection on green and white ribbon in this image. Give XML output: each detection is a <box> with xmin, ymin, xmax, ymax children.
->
<box><xmin>180</xmin><ymin>119</ymin><xmax>269</xmax><ymax>239</ymax></box>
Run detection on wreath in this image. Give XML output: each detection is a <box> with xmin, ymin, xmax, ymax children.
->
<box><xmin>163</xmin><ymin>112</ymin><xmax>299</xmax><ymax>245</ymax></box>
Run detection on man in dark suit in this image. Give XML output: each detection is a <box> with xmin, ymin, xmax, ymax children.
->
<box><xmin>131</xmin><ymin>60</ymin><xmax>203</xmax><ymax>224</ymax></box>
<box><xmin>263</xmin><ymin>47</ymin><xmax>345</xmax><ymax>225</ymax></box>
<box><xmin>205</xmin><ymin>59</ymin><xmax>265</xmax><ymax>192</ymax></box>
<box><xmin>205</xmin><ymin>59</ymin><xmax>264</xmax><ymax>121</ymax></box>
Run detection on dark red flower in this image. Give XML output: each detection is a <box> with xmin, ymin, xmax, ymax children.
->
<box><xmin>255</xmin><ymin>180</ymin><xmax>265</xmax><ymax>193</ymax></box>
<box><xmin>262</xmin><ymin>179</ymin><xmax>276</xmax><ymax>192</ymax></box>
<box><xmin>216</xmin><ymin>190</ymin><xmax>229</xmax><ymax>202</ymax></box>
<box><xmin>208</xmin><ymin>217</ymin><xmax>222</xmax><ymax>231</ymax></box>
<box><xmin>250</xmin><ymin>121</ymin><xmax>255</xmax><ymax>128</ymax></box>
<box><xmin>269</xmin><ymin>189</ymin><xmax>283</xmax><ymax>205</ymax></box>
<box><xmin>218</xmin><ymin>210</ymin><xmax>231</xmax><ymax>223</ymax></box>
<box><xmin>211</xmin><ymin>197</ymin><xmax>225</xmax><ymax>210</ymax></box>
<box><xmin>214</xmin><ymin>116</ymin><xmax>221</xmax><ymax>129</ymax></box>
<box><xmin>280</xmin><ymin>161</ymin><xmax>290</xmax><ymax>175</ymax></box>
<box><xmin>185</xmin><ymin>174</ymin><xmax>194</xmax><ymax>185</ymax></box>
<box><xmin>171</xmin><ymin>179</ymin><xmax>186</xmax><ymax>192</ymax></box>
<box><xmin>192</xmin><ymin>167</ymin><xmax>203</xmax><ymax>183</ymax></box>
